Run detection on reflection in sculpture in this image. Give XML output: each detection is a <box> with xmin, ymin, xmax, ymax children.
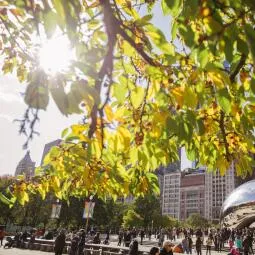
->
<box><xmin>220</xmin><ymin>180</ymin><xmax>255</xmax><ymax>229</ymax></box>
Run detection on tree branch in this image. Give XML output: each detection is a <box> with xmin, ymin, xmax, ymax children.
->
<box><xmin>14</xmin><ymin>107</ymin><xmax>40</xmax><ymax>149</ymax></box>
<box><xmin>230</xmin><ymin>54</ymin><xmax>246</xmax><ymax>83</ymax></box>
<box><xmin>219</xmin><ymin>110</ymin><xmax>230</xmax><ymax>161</ymax></box>
<box><xmin>88</xmin><ymin>0</ymin><xmax>117</xmax><ymax>138</ymax></box>
<box><xmin>117</xmin><ymin>27</ymin><xmax>158</xmax><ymax>67</ymax></box>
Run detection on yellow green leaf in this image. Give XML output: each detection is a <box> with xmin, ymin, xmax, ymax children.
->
<box><xmin>130</xmin><ymin>86</ymin><xmax>145</xmax><ymax>109</ymax></box>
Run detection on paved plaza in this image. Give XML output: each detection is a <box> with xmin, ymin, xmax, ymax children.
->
<box><xmin>0</xmin><ymin>247</ymin><xmax>230</xmax><ymax>255</ymax></box>
<box><xmin>0</xmin><ymin>248</ymin><xmax>52</xmax><ymax>254</ymax></box>
<box><xmin>0</xmin><ymin>247</ymin><xmax>229</xmax><ymax>255</ymax></box>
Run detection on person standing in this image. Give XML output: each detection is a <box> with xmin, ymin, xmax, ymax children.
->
<box><xmin>124</xmin><ymin>230</ymin><xmax>132</xmax><ymax>247</ymax></box>
<box><xmin>118</xmin><ymin>229</ymin><xmax>123</xmax><ymax>246</ymax></box>
<box><xmin>150</xmin><ymin>247</ymin><xmax>160</xmax><ymax>255</ymax></box>
<box><xmin>214</xmin><ymin>233</ymin><xmax>219</xmax><ymax>252</ymax></box>
<box><xmin>69</xmin><ymin>234</ymin><xmax>79</xmax><ymax>255</ymax></box>
<box><xmin>93</xmin><ymin>232</ymin><xmax>101</xmax><ymax>244</ymax></box>
<box><xmin>159</xmin><ymin>240</ymin><xmax>174</xmax><ymax>255</ymax></box>
<box><xmin>54</xmin><ymin>230</ymin><xmax>66</xmax><ymax>255</ymax></box>
<box><xmin>206</xmin><ymin>234</ymin><xmax>213</xmax><ymax>255</ymax></box>
<box><xmin>158</xmin><ymin>231</ymin><xmax>165</xmax><ymax>248</ymax></box>
<box><xmin>188</xmin><ymin>235</ymin><xmax>193</xmax><ymax>254</ymax></box>
<box><xmin>235</xmin><ymin>235</ymin><xmax>242</xmax><ymax>251</ymax></box>
<box><xmin>247</xmin><ymin>233</ymin><xmax>254</xmax><ymax>255</ymax></box>
<box><xmin>140</xmin><ymin>229</ymin><xmax>145</xmax><ymax>245</ymax></box>
<box><xmin>0</xmin><ymin>228</ymin><xmax>5</xmax><ymax>246</ymax></box>
<box><xmin>148</xmin><ymin>229</ymin><xmax>152</xmax><ymax>241</ymax></box>
<box><xmin>243</xmin><ymin>236</ymin><xmax>250</xmax><ymax>255</ymax></box>
<box><xmin>77</xmin><ymin>230</ymin><xmax>86</xmax><ymax>255</ymax></box>
<box><xmin>182</xmin><ymin>236</ymin><xmax>189</xmax><ymax>254</ymax></box>
<box><xmin>196</xmin><ymin>236</ymin><xmax>203</xmax><ymax>255</ymax></box>
<box><xmin>129</xmin><ymin>239</ymin><xmax>139</xmax><ymax>255</ymax></box>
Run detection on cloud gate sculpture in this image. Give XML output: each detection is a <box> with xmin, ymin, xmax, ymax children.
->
<box><xmin>220</xmin><ymin>180</ymin><xmax>255</xmax><ymax>229</ymax></box>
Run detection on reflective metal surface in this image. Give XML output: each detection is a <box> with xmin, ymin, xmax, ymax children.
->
<box><xmin>220</xmin><ymin>180</ymin><xmax>255</xmax><ymax>229</ymax></box>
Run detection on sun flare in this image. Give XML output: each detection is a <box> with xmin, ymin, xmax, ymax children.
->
<box><xmin>39</xmin><ymin>35</ymin><xmax>73</xmax><ymax>74</ymax></box>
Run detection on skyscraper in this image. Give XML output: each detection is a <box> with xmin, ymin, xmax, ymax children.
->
<box><xmin>205</xmin><ymin>162</ymin><xmax>235</xmax><ymax>220</ymax></box>
<box><xmin>161</xmin><ymin>164</ymin><xmax>236</xmax><ymax>221</ymax></box>
<box><xmin>40</xmin><ymin>139</ymin><xmax>62</xmax><ymax>165</ymax></box>
<box><xmin>15</xmin><ymin>151</ymin><xmax>35</xmax><ymax>178</ymax></box>
<box><xmin>162</xmin><ymin>171</ymin><xmax>181</xmax><ymax>219</ymax></box>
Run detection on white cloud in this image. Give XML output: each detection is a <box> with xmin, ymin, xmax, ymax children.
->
<box><xmin>0</xmin><ymin>113</ymin><xmax>13</xmax><ymax>122</ymax></box>
<box><xmin>0</xmin><ymin>91</ymin><xmax>23</xmax><ymax>103</ymax></box>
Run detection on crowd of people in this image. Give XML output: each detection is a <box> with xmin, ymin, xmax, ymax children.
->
<box><xmin>45</xmin><ymin>227</ymin><xmax>255</xmax><ymax>255</ymax></box>
<box><xmin>0</xmin><ymin>226</ymin><xmax>255</xmax><ymax>255</ymax></box>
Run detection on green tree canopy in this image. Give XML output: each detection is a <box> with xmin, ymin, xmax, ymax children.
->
<box><xmin>123</xmin><ymin>209</ymin><xmax>144</xmax><ymax>228</ymax></box>
<box><xmin>1</xmin><ymin>0</ymin><xmax>255</xmax><ymax>204</ymax></box>
<box><xmin>186</xmin><ymin>213</ymin><xmax>210</xmax><ymax>229</ymax></box>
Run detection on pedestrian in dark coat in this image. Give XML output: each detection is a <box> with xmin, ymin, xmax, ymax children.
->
<box><xmin>196</xmin><ymin>236</ymin><xmax>203</xmax><ymax>255</ymax></box>
<box><xmin>124</xmin><ymin>230</ymin><xmax>132</xmax><ymax>247</ymax></box>
<box><xmin>129</xmin><ymin>239</ymin><xmax>139</xmax><ymax>255</ymax></box>
<box><xmin>118</xmin><ymin>230</ymin><xmax>123</xmax><ymax>246</ymax></box>
<box><xmin>188</xmin><ymin>235</ymin><xmax>193</xmax><ymax>254</ymax></box>
<box><xmin>140</xmin><ymin>229</ymin><xmax>145</xmax><ymax>245</ymax></box>
<box><xmin>93</xmin><ymin>232</ymin><xmax>101</xmax><ymax>244</ymax></box>
<box><xmin>55</xmin><ymin>231</ymin><xmax>66</xmax><ymax>255</ymax></box>
<box><xmin>243</xmin><ymin>236</ymin><xmax>250</xmax><ymax>255</ymax></box>
<box><xmin>78</xmin><ymin>231</ymin><xmax>86</xmax><ymax>255</ymax></box>
<box><xmin>69</xmin><ymin>234</ymin><xmax>79</xmax><ymax>255</ymax></box>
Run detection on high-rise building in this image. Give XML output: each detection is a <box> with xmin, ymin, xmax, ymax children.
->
<box><xmin>15</xmin><ymin>151</ymin><xmax>35</xmax><ymax>178</ymax></box>
<box><xmin>205</xmin><ymin>162</ymin><xmax>235</xmax><ymax>220</ymax></box>
<box><xmin>180</xmin><ymin>170</ymin><xmax>205</xmax><ymax>220</ymax></box>
<box><xmin>162</xmin><ymin>171</ymin><xmax>181</xmax><ymax>219</ymax></box>
<box><xmin>40</xmin><ymin>139</ymin><xmax>62</xmax><ymax>165</ymax></box>
<box><xmin>161</xmin><ymin>164</ymin><xmax>236</xmax><ymax>221</ymax></box>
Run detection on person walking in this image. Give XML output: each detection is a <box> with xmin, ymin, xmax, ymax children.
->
<box><xmin>54</xmin><ymin>230</ymin><xmax>66</xmax><ymax>255</ymax></box>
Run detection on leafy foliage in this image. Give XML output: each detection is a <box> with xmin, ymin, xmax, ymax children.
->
<box><xmin>185</xmin><ymin>213</ymin><xmax>210</xmax><ymax>229</ymax></box>
<box><xmin>123</xmin><ymin>209</ymin><xmax>144</xmax><ymax>228</ymax></box>
<box><xmin>123</xmin><ymin>194</ymin><xmax>179</xmax><ymax>228</ymax></box>
<box><xmin>1</xmin><ymin>0</ymin><xmax>255</xmax><ymax>203</ymax></box>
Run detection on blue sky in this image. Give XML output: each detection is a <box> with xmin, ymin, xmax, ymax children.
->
<box><xmin>0</xmin><ymin>2</ymin><xmax>190</xmax><ymax>175</ymax></box>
